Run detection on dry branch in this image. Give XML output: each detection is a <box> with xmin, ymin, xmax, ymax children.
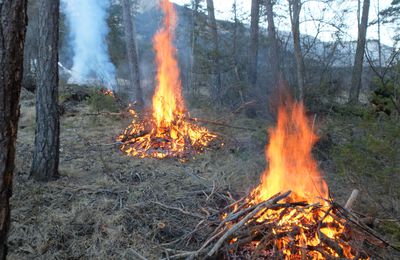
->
<box><xmin>170</xmin><ymin>190</ymin><xmax>390</xmax><ymax>259</ymax></box>
<box><xmin>207</xmin><ymin>191</ymin><xmax>292</xmax><ymax>256</ymax></box>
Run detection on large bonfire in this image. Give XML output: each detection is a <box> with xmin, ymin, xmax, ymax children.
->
<box><xmin>243</xmin><ymin>100</ymin><xmax>358</xmax><ymax>259</ymax></box>
<box><xmin>190</xmin><ymin>99</ymin><xmax>376</xmax><ymax>259</ymax></box>
<box><xmin>117</xmin><ymin>0</ymin><xmax>216</xmax><ymax>159</ymax></box>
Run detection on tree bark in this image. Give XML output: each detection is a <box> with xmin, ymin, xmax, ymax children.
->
<box><xmin>122</xmin><ymin>0</ymin><xmax>144</xmax><ymax>108</ymax></box>
<box><xmin>349</xmin><ymin>0</ymin><xmax>370</xmax><ymax>104</ymax></box>
<box><xmin>289</xmin><ymin>0</ymin><xmax>304</xmax><ymax>99</ymax></box>
<box><xmin>31</xmin><ymin>0</ymin><xmax>60</xmax><ymax>181</ymax></box>
<box><xmin>206</xmin><ymin>0</ymin><xmax>222</xmax><ymax>104</ymax></box>
<box><xmin>265</xmin><ymin>0</ymin><xmax>283</xmax><ymax>90</ymax></box>
<box><xmin>248</xmin><ymin>0</ymin><xmax>260</xmax><ymax>87</ymax></box>
<box><xmin>0</xmin><ymin>0</ymin><xmax>28</xmax><ymax>257</ymax></box>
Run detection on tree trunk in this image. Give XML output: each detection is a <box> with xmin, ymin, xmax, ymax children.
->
<box><xmin>232</xmin><ymin>0</ymin><xmax>239</xmax><ymax>66</ymax></box>
<box><xmin>31</xmin><ymin>0</ymin><xmax>60</xmax><ymax>181</ymax></box>
<box><xmin>189</xmin><ymin>0</ymin><xmax>201</xmax><ymax>93</ymax></box>
<box><xmin>289</xmin><ymin>0</ymin><xmax>304</xmax><ymax>99</ymax></box>
<box><xmin>122</xmin><ymin>0</ymin><xmax>144</xmax><ymax>108</ymax></box>
<box><xmin>349</xmin><ymin>0</ymin><xmax>370</xmax><ymax>104</ymax></box>
<box><xmin>0</xmin><ymin>0</ymin><xmax>27</xmax><ymax>257</ymax></box>
<box><xmin>206</xmin><ymin>0</ymin><xmax>222</xmax><ymax>104</ymax></box>
<box><xmin>265</xmin><ymin>0</ymin><xmax>282</xmax><ymax>90</ymax></box>
<box><xmin>248</xmin><ymin>0</ymin><xmax>260</xmax><ymax>87</ymax></box>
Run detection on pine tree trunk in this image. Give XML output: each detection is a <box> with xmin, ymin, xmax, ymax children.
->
<box><xmin>122</xmin><ymin>0</ymin><xmax>144</xmax><ymax>108</ymax></box>
<box><xmin>289</xmin><ymin>0</ymin><xmax>304</xmax><ymax>99</ymax></box>
<box><xmin>31</xmin><ymin>0</ymin><xmax>60</xmax><ymax>181</ymax></box>
<box><xmin>248</xmin><ymin>0</ymin><xmax>260</xmax><ymax>87</ymax></box>
<box><xmin>265</xmin><ymin>0</ymin><xmax>282</xmax><ymax>89</ymax></box>
<box><xmin>349</xmin><ymin>0</ymin><xmax>370</xmax><ymax>104</ymax></box>
<box><xmin>206</xmin><ymin>0</ymin><xmax>222</xmax><ymax>104</ymax></box>
<box><xmin>0</xmin><ymin>0</ymin><xmax>27</xmax><ymax>257</ymax></box>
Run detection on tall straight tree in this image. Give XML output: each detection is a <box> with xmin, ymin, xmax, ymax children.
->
<box><xmin>288</xmin><ymin>0</ymin><xmax>305</xmax><ymax>99</ymax></box>
<box><xmin>248</xmin><ymin>0</ymin><xmax>260</xmax><ymax>87</ymax></box>
<box><xmin>189</xmin><ymin>0</ymin><xmax>201</xmax><ymax>92</ymax></box>
<box><xmin>265</xmin><ymin>0</ymin><xmax>282</xmax><ymax>89</ymax></box>
<box><xmin>349</xmin><ymin>0</ymin><xmax>370</xmax><ymax>104</ymax></box>
<box><xmin>206</xmin><ymin>0</ymin><xmax>222</xmax><ymax>104</ymax></box>
<box><xmin>0</xmin><ymin>0</ymin><xmax>27</xmax><ymax>257</ymax></box>
<box><xmin>31</xmin><ymin>0</ymin><xmax>60</xmax><ymax>181</ymax></box>
<box><xmin>122</xmin><ymin>0</ymin><xmax>144</xmax><ymax>107</ymax></box>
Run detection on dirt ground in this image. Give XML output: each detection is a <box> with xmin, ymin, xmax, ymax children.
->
<box><xmin>7</xmin><ymin>89</ymin><xmax>394</xmax><ymax>259</ymax></box>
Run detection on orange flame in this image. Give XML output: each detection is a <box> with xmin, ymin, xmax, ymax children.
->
<box><xmin>117</xmin><ymin>0</ymin><xmax>216</xmax><ymax>159</ymax></box>
<box><xmin>254</xmin><ymin>100</ymin><xmax>328</xmax><ymax>203</ymax></box>
<box><xmin>152</xmin><ymin>0</ymin><xmax>185</xmax><ymax>127</ymax></box>
<box><xmin>246</xmin><ymin>99</ymin><xmax>362</xmax><ymax>259</ymax></box>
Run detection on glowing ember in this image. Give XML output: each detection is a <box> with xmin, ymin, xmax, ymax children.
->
<box><xmin>224</xmin><ymin>99</ymin><xmax>368</xmax><ymax>259</ymax></box>
<box><xmin>99</xmin><ymin>88</ymin><xmax>114</xmax><ymax>97</ymax></box>
<box><xmin>117</xmin><ymin>0</ymin><xmax>216</xmax><ymax>159</ymax></box>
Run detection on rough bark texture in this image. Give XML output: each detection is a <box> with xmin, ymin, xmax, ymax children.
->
<box><xmin>122</xmin><ymin>0</ymin><xmax>144</xmax><ymax>107</ymax></box>
<box><xmin>248</xmin><ymin>0</ymin><xmax>259</xmax><ymax>87</ymax></box>
<box><xmin>349</xmin><ymin>0</ymin><xmax>370</xmax><ymax>104</ymax></box>
<box><xmin>289</xmin><ymin>0</ymin><xmax>304</xmax><ymax>99</ymax></box>
<box><xmin>0</xmin><ymin>0</ymin><xmax>27</xmax><ymax>257</ymax></box>
<box><xmin>265</xmin><ymin>0</ymin><xmax>282</xmax><ymax>90</ymax></box>
<box><xmin>31</xmin><ymin>0</ymin><xmax>60</xmax><ymax>181</ymax></box>
<box><xmin>206</xmin><ymin>0</ymin><xmax>222</xmax><ymax>104</ymax></box>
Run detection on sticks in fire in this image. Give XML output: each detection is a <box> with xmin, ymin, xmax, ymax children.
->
<box><xmin>168</xmin><ymin>191</ymin><xmax>389</xmax><ymax>259</ymax></box>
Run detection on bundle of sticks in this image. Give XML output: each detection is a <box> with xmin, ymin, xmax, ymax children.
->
<box><xmin>172</xmin><ymin>191</ymin><xmax>392</xmax><ymax>259</ymax></box>
<box><xmin>117</xmin><ymin>115</ymin><xmax>219</xmax><ymax>159</ymax></box>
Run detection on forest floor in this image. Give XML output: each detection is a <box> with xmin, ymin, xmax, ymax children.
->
<box><xmin>7</xmin><ymin>87</ymin><xmax>398</xmax><ymax>259</ymax></box>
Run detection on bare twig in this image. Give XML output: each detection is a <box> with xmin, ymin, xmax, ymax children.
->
<box><xmin>206</xmin><ymin>191</ymin><xmax>292</xmax><ymax>256</ymax></box>
<box><xmin>151</xmin><ymin>201</ymin><xmax>204</xmax><ymax>219</ymax></box>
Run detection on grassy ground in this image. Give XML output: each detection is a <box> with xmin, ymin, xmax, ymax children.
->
<box><xmin>8</xmin><ymin>88</ymin><xmax>398</xmax><ymax>259</ymax></box>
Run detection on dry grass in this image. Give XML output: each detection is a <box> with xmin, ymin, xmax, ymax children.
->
<box><xmin>9</xmin><ymin>93</ymin><xmax>267</xmax><ymax>259</ymax></box>
<box><xmin>9</xmin><ymin>89</ymin><xmax>397</xmax><ymax>259</ymax></box>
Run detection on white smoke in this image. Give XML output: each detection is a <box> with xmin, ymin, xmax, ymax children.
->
<box><xmin>61</xmin><ymin>0</ymin><xmax>116</xmax><ymax>88</ymax></box>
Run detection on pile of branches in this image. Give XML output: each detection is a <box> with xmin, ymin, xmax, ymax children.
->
<box><xmin>117</xmin><ymin>112</ymin><xmax>220</xmax><ymax>160</ymax></box>
<box><xmin>168</xmin><ymin>191</ymin><xmax>393</xmax><ymax>259</ymax></box>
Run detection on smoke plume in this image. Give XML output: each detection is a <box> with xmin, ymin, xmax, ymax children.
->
<box><xmin>62</xmin><ymin>0</ymin><xmax>116</xmax><ymax>87</ymax></box>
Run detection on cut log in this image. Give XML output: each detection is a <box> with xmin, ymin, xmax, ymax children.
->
<box><xmin>345</xmin><ymin>189</ymin><xmax>360</xmax><ymax>211</ymax></box>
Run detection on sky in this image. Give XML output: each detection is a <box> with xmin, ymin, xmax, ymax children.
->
<box><xmin>171</xmin><ymin>0</ymin><xmax>397</xmax><ymax>46</ymax></box>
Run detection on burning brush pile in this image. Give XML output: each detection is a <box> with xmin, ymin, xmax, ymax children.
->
<box><xmin>178</xmin><ymin>100</ymin><xmax>388</xmax><ymax>259</ymax></box>
<box><xmin>117</xmin><ymin>0</ymin><xmax>216</xmax><ymax>159</ymax></box>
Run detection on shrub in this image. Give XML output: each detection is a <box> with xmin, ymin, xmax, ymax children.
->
<box><xmin>86</xmin><ymin>88</ymin><xmax>118</xmax><ymax>113</ymax></box>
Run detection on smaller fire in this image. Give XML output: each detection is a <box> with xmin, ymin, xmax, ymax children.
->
<box><xmin>117</xmin><ymin>0</ymin><xmax>217</xmax><ymax>159</ymax></box>
<box><xmin>117</xmin><ymin>109</ymin><xmax>217</xmax><ymax>159</ymax></box>
<box><xmin>99</xmin><ymin>88</ymin><xmax>114</xmax><ymax>97</ymax></box>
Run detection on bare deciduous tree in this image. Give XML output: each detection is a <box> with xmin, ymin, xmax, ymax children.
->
<box><xmin>249</xmin><ymin>0</ymin><xmax>260</xmax><ymax>87</ymax></box>
<box><xmin>122</xmin><ymin>0</ymin><xmax>144</xmax><ymax>107</ymax></box>
<box><xmin>31</xmin><ymin>0</ymin><xmax>60</xmax><ymax>181</ymax></box>
<box><xmin>206</xmin><ymin>0</ymin><xmax>222</xmax><ymax>104</ymax></box>
<box><xmin>265</xmin><ymin>0</ymin><xmax>283</xmax><ymax>89</ymax></box>
<box><xmin>0</xmin><ymin>0</ymin><xmax>28</xmax><ymax>256</ymax></box>
<box><xmin>349</xmin><ymin>0</ymin><xmax>370</xmax><ymax>103</ymax></box>
<box><xmin>288</xmin><ymin>0</ymin><xmax>305</xmax><ymax>99</ymax></box>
